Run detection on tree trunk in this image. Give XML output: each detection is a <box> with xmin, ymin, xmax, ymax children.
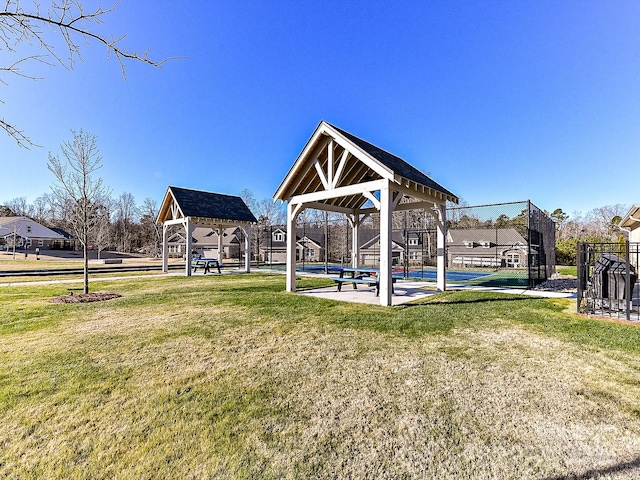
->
<box><xmin>83</xmin><ymin>243</ymin><xmax>89</xmax><ymax>294</ymax></box>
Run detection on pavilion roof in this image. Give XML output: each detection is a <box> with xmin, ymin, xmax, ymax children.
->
<box><xmin>274</xmin><ymin>121</ymin><xmax>458</xmax><ymax>211</ymax></box>
<box><xmin>157</xmin><ymin>186</ymin><xmax>257</xmax><ymax>225</ymax></box>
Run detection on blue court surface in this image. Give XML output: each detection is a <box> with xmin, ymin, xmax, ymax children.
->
<box><xmin>395</xmin><ymin>269</ymin><xmax>491</xmax><ymax>282</ymax></box>
<box><xmin>294</xmin><ymin>264</ymin><xmax>490</xmax><ymax>282</ymax></box>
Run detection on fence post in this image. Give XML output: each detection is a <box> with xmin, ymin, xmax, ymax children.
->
<box><xmin>626</xmin><ymin>240</ymin><xmax>631</xmax><ymax>321</ymax></box>
<box><xmin>577</xmin><ymin>242</ymin><xmax>584</xmax><ymax>314</ymax></box>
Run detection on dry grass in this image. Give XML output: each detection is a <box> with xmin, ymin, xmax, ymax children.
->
<box><xmin>1</xmin><ymin>274</ymin><xmax>640</xmax><ymax>478</ymax></box>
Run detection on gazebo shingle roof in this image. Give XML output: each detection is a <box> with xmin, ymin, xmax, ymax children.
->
<box><xmin>166</xmin><ymin>186</ymin><xmax>257</xmax><ymax>224</ymax></box>
<box><xmin>274</xmin><ymin>121</ymin><xmax>458</xmax><ymax>208</ymax></box>
<box><xmin>329</xmin><ymin>124</ymin><xmax>457</xmax><ymax>200</ymax></box>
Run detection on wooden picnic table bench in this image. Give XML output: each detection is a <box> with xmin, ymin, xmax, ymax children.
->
<box><xmin>328</xmin><ymin>267</ymin><xmax>396</xmax><ymax>297</ymax></box>
<box><xmin>191</xmin><ymin>258</ymin><xmax>221</xmax><ymax>274</ymax></box>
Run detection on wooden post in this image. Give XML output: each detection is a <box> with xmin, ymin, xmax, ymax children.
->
<box><xmin>162</xmin><ymin>223</ymin><xmax>168</xmax><ymax>273</ymax></box>
<box><xmin>185</xmin><ymin>218</ymin><xmax>193</xmax><ymax>276</ymax></box>
<box><xmin>379</xmin><ymin>184</ymin><xmax>393</xmax><ymax>306</ymax></box>
<box><xmin>350</xmin><ymin>213</ymin><xmax>360</xmax><ymax>268</ymax></box>
<box><xmin>286</xmin><ymin>202</ymin><xmax>298</xmax><ymax>293</ymax></box>
<box><xmin>217</xmin><ymin>226</ymin><xmax>223</xmax><ymax>263</ymax></box>
<box><xmin>436</xmin><ymin>203</ymin><xmax>447</xmax><ymax>292</ymax></box>
<box><xmin>244</xmin><ymin>225</ymin><xmax>251</xmax><ymax>273</ymax></box>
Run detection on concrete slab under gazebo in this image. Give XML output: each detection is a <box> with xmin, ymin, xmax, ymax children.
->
<box><xmin>274</xmin><ymin>121</ymin><xmax>459</xmax><ymax>306</ymax></box>
<box><xmin>157</xmin><ymin>186</ymin><xmax>257</xmax><ymax>276</ymax></box>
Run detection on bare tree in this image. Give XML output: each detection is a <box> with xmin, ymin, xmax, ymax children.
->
<box><xmin>31</xmin><ymin>193</ymin><xmax>56</xmax><ymax>225</ymax></box>
<box><xmin>4</xmin><ymin>197</ymin><xmax>31</xmax><ymax>217</ymax></box>
<box><xmin>48</xmin><ymin>129</ymin><xmax>111</xmax><ymax>293</ymax></box>
<box><xmin>93</xmin><ymin>198</ymin><xmax>113</xmax><ymax>260</ymax></box>
<box><xmin>139</xmin><ymin>197</ymin><xmax>160</xmax><ymax>256</ymax></box>
<box><xmin>112</xmin><ymin>192</ymin><xmax>138</xmax><ymax>252</ymax></box>
<box><xmin>1</xmin><ymin>0</ymin><xmax>172</xmax><ymax>147</ymax></box>
<box><xmin>0</xmin><ymin>205</ymin><xmax>15</xmax><ymax>216</ymax></box>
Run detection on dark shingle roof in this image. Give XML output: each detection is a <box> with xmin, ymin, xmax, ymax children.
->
<box><xmin>328</xmin><ymin>123</ymin><xmax>457</xmax><ymax>199</ymax></box>
<box><xmin>50</xmin><ymin>227</ymin><xmax>74</xmax><ymax>239</ymax></box>
<box><xmin>169</xmin><ymin>186</ymin><xmax>257</xmax><ymax>223</ymax></box>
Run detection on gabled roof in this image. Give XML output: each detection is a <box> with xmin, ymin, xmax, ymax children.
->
<box><xmin>274</xmin><ymin>121</ymin><xmax>458</xmax><ymax>210</ymax></box>
<box><xmin>0</xmin><ymin>217</ymin><xmax>64</xmax><ymax>240</ymax></box>
<box><xmin>620</xmin><ymin>204</ymin><xmax>640</xmax><ymax>229</ymax></box>
<box><xmin>157</xmin><ymin>186</ymin><xmax>257</xmax><ymax>225</ymax></box>
<box><xmin>360</xmin><ymin>230</ymin><xmax>406</xmax><ymax>250</ymax></box>
<box><xmin>446</xmin><ymin>228</ymin><xmax>526</xmax><ymax>245</ymax></box>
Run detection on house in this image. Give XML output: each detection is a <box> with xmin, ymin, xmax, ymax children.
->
<box><xmin>621</xmin><ymin>205</ymin><xmax>640</xmax><ymax>243</ymax></box>
<box><xmin>49</xmin><ymin>227</ymin><xmax>77</xmax><ymax>250</ymax></box>
<box><xmin>165</xmin><ymin>226</ymin><xmax>243</xmax><ymax>258</ymax></box>
<box><xmin>258</xmin><ymin>226</ymin><xmax>326</xmax><ymax>263</ymax></box>
<box><xmin>358</xmin><ymin>229</ymin><xmax>436</xmax><ymax>266</ymax></box>
<box><xmin>0</xmin><ymin>217</ymin><xmax>65</xmax><ymax>251</ymax></box>
<box><xmin>620</xmin><ymin>204</ymin><xmax>640</xmax><ymax>269</ymax></box>
<box><xmin>446</xmin><ymin>228</ymin><xmax>529</xmax><ymax>268</ymax></box>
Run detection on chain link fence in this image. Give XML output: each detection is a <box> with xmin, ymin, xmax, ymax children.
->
<box><xmin>253</xmin><ymin>200</ymin><xmax>555</xmax><ymax>289</ymax></box>
<box><xmin>446</xmin><ymin>200</ymin><xmax>555</xmax><ymax>288</ymax></box>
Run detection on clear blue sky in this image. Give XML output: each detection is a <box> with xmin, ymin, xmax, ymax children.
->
<box><xmin>1</xmin><ymin>0</ymin><xmax>639</xmax><ymax>217</ymax></box>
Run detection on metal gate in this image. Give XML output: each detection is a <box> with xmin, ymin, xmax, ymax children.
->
<box><xmin>577</xmin><ymin>241</ymin><xmax>640</xmax><ymax>321</ymax></box>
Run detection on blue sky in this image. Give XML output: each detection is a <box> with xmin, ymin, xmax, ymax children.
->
<box><xmin>1</xmin><ymin>0</ymin><xmax>639</xmax><ymax>217</ymax></box>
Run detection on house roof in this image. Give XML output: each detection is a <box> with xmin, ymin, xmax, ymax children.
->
<box><xmin>359</xmin><ymin>230</ymin><xmax>406</xmax><ymax>250</ymax></box>
<box><xmin>49</xmin><ymin>227</ymin><xmax>74</xmax><ymax>239</ymax></box>
<box><xmin>620</xmin><ymin>204</ymin><xmax>640</xmax><ymax>229</ymax></box>
<box><xmin>157</xmin><ymin>186</ymin><xmax>257</xmax><ymax>225</ymax></box>
<box><xmin>446</xmin><ymin>228</ymin><xmax>529</xmax><ymax>256</ymax></box>
<box><xmin>447</xmin><ymin>228</ymin><xmax>526</xmax><ymax>245</ymax></box>
<box><xmin>0</xmin><ymin>217</ymin><xmax>64</xmax><ymax>240</ymax></box>
<box><xmin>274</xmin><ymin>121</ymin><xmax>458</xmax><ymax>210</ymax></box>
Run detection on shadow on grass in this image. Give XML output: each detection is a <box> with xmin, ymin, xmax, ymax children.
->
<box><xmin>404</xmin><ymin>295</ymin><xmax>543</xmax><ymax>308</ymax></box>
<box><xmin>542</xmin><ymin>456</ymin><xmax>640</xmax><ymax>480</ymax></box>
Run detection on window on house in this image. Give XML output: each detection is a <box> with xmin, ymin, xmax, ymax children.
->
<box><xmin>408</xmin><ymin>238</ymin><xmax>418</xmax><ymax>246</ymax></box>
<box><xmin>482</xmin><ymin>241</ymin><xmax>491</xmax><ymax>248</ymax></box>
<box><xmin>506</xmin><ymin>253</ymin><xmax>520</xmax><ymax>267</ymax></box>
<box><xmin>273</xmin><ymin>232</ymin><xmax>284</xmax><ymax>242</ymax></box>
<box><xmin>38</xmin><ymin>240</ymin><xmax>44</xmax><ymax>247</ymax></box>
<box><xmin>464</xmin><ymin>241</ymin><xmax>474</xmax><ymax>248</ymax></box>
<box><xmin>27</xmin><ymin>225</ymin><xmax>32</xmax><ymax>233</ymax></box>
<box><xmin>306</xmin><ymin>248</ymin><xmax>315</xmax><ymax>257</ymax></box>
<box><xmin>409</xmin><ymin>251</ymin><xmax>419</xmax><ymax>260</ymax></box>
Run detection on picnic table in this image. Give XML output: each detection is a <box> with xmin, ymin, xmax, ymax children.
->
<box><xmin>328</xmin><ymin>267</ymin><xmax>395</xmax><ymax>296</ymax></box>
<box><xmin>191</xmin><ymin>257</ymin><xmax>221</xmax><ymax>274</ymax></box>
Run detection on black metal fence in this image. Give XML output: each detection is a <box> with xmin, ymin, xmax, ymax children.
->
<box><xmin>252</xmin><ymin>200</ymin><xmax>555</xmax><ymax>289</ymax></box>
<box><xmin>577</xmin><ymin>241</ymin><xmax>640</xmax><ymax>321</ymax></box>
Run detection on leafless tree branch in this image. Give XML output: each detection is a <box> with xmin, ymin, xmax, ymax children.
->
<box><xmin>1</xmin><ymin>0</ymin><xmax>177</xmax><ymax>148</ymax></box>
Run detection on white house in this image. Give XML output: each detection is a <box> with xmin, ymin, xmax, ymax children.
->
<box><xmin>0</xmin><ymin>217</ymin><xmax>65</xmax><ymax>251</ymax></box>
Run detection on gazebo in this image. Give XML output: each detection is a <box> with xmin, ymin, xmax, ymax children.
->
<box><xmin>274</xmin><ymin>121</ymin><xmax>458</xmax><ymax>306</ymax></box>
<box><xmin>157</xmin><ymin>186</ymin><xmax>257</xmax><ymax>275</ymax></box>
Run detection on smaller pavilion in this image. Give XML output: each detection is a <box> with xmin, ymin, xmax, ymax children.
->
<box><xmin>157</xmin><ymin>186</ymin><xmax>257</xmax><ymax>275</ymax></box>
<box><xmin>274</xmin><ymin>121</ymin><xmax>458</xmax><ymax>306</ymax></box>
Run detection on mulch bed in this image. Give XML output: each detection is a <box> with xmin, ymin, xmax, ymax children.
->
<box><xmin>50</xmin><ymin>292</ymin><xmax>122</xmax><ymax>304</ymax></box>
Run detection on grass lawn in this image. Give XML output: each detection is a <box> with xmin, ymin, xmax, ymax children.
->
<box><xmin>2</xmin><ymin>273</ymin><xmax>640</xmax><ymax>478</ymax></box>
<box><xmin>557</xmin><ymin>265</ymin><xmax>579</xmax><ymax>277</ymax></box>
